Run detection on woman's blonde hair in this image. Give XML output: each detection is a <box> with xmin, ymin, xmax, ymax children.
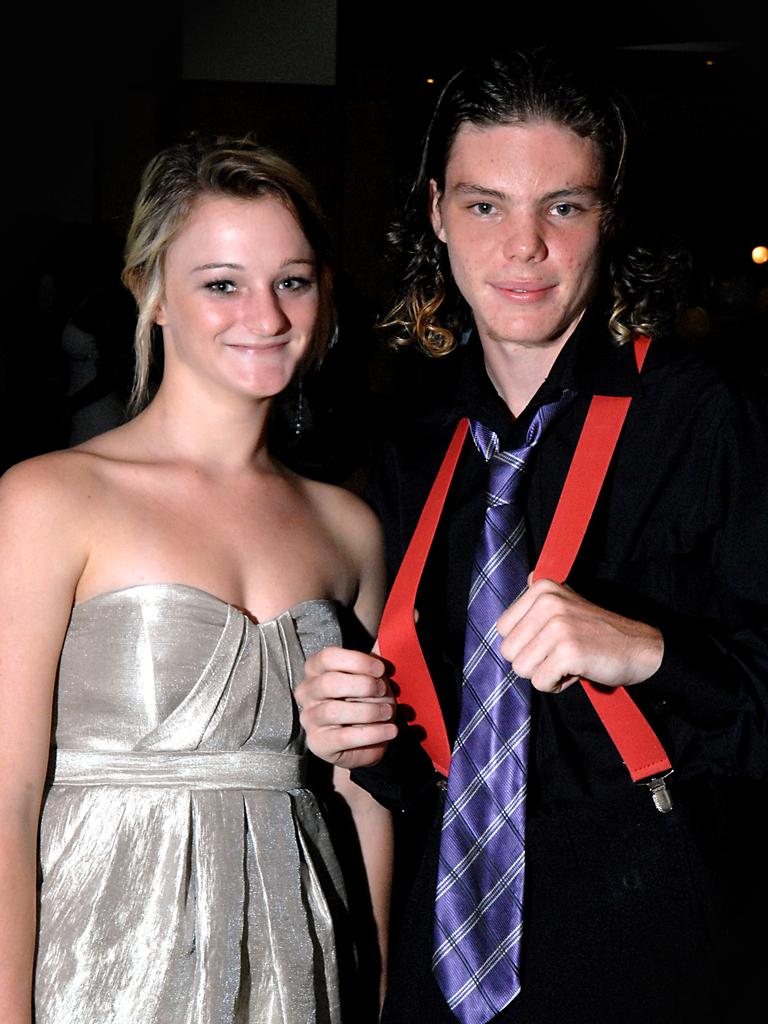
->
<box><xmin>122</xmin><ymin>136</ymin><xmax>334</xmax><ymax>411</ymax></box>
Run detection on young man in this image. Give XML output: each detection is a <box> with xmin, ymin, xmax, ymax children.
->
<box><xmin>298</xmin><ymin>51</ymin><xmax>768</xmax><ymax>1023</ymax></box>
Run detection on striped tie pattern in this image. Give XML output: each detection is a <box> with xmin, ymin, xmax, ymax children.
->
<box><xmin>433</xmin><ymin>393</ymin><xmax>574</xmax><ymax>1023</ymax></box>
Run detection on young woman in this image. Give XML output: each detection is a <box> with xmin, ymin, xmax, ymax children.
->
<box><xmin>0</xmin><ymin>137</ymin><xmax>392</xmax><ymax>1023</ymax></box>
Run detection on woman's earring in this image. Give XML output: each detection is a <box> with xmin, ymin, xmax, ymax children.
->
<box><xmin>293</xmin><ymin>377</ymin><xmax>304</xmax><ymax>440</ymax></box>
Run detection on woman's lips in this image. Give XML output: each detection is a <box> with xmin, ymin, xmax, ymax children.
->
<box><xmin>224</xmin><ymin>340</ymin><xmax>290</xmax><ymax>352</ymax></box>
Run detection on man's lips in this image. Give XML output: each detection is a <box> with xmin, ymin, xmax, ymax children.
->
<box><xmin>491</xmin><ymin>282</ymin><xmax>556</xmax><ymax>302</ymax></box>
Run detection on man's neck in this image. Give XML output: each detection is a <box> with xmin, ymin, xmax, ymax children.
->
<box><xmin>480</xmin><ymin>316</ymin><xmax>584</xmax><ymax>417</ymax></box>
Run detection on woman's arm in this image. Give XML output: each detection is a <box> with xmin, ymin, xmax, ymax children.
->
<box><xmin>325</xmin><ymin>489</ymin><xmax>394</xmax><ymax>1006</ymax></box>
<box><xmin>0</xmin><ymin>459</ymin><xmax>87</xmax><ymax>1023</ymax></box>
<box><xmin>332</xmin><ymin>764</ymin><xmax>393</xmax><ymax>1006</ymax></box>
<box><xmin>296</xmin><ymin>479</ymin><xmax>397</xmax><ymax>767</ymax></box>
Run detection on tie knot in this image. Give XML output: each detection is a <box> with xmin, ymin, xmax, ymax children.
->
<box><xmin>469</xmin><ymin>421</ymin><xmax>500</xmax><ymax>462</ymax></box>
<box><xmin>470</xmin><ymin>390</ymin><xmax>575</xmax><ymax>466</ymax></box>
<box><xmin>526</xmin><ymin>388</ymin><xmax>576</xmax><ymax>446</ymax></box>
<box><xmin>470</xmin><ymin>391</ymin><xmax>575</xmax><ymax>507</ymax></box>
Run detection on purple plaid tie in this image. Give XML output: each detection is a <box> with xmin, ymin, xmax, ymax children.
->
<box><xmin>433</xmin><ymin>393</ymin><xmax>574</xmax><ymax>1023</ymax></box>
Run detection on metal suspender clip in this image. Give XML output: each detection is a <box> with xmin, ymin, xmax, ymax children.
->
<box><xmin>640</xmin><ymin>770</ymin><xmax>674</xmax><ymax>814</ymax></box>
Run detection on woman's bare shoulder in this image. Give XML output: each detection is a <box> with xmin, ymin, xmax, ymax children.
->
<box><xmin>298</xmin><ymin>475</ymin><xmax>382</xmax><ymax>548</ymax></box>
<box><xmin>0</xmin><ymin>445</ymin><xmax>132</xmax><ymax>570</ymax></box>
<box><xmin>0</xmin><ymin>453</ymin><xmax>104</xmax><ymax>616</ymax></box>
<box><xmin>295</xmin><ymin>476</ymin><xmax>386</xmax><ymax>632</ymax></box>
<box><xmin>0</xmin><ymin>446</ymin><xmax>117</xmax><ymax>514</ymax></box>
<box><xmin>1</xmin><ymin>419</ymin><xmax>151</xmax><ymax>508</ymax></box>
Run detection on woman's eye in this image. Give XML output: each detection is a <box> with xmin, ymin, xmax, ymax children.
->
<box><xmin>276</xmin><ymin>276</ymin><xmax>313</xmax><ymax>293</ymax></box>
<box><xmin>205</xmin><ymin>280</ymin><xmax>237</xmax><ymax>294</ymax></box>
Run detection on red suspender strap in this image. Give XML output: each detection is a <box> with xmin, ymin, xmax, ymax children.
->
<box><xmin>377</xmin><ymin>419</ymin><xmax>468</xmax><ymax>776</ymax></box>
<box><xmin>377</xmin><ymin>335</ymin><xmax>672</xmax><ymax>785</ymax></box>
<box><xmin>531</xmin><ymin>334</ymin><xmax>671</xmax><ymax>782</ymax></box>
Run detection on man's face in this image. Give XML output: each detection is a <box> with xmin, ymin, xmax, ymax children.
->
<box><xmin>430</xmin><ymin>120</ymin><xmax>605</xmax><ymax>354</ymax></box>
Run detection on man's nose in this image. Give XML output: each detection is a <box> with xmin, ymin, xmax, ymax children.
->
<box><xmin>244</xmin><ymin>287</ymin><xmax>290</xmax><ymax>336</ymax></box>
<box><xmin>502</xmin><ymin>213</ymin><xmax>547</xmax><ymax>262</ymax></box>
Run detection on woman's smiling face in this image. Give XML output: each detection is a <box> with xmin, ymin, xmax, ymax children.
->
<box><xmin>155</xmin><ymin>193</ymin><xmax>319</xmax><ymax>401</ymax></box>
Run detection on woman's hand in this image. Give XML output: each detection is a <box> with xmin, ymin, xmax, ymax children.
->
<box><xmin>296</xmin><ymin>646</ymin><xmax>397</xmax><ymax>770</ymax></box>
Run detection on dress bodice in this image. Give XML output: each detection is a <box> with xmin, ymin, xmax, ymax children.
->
<box><xmin>54</xmin><ymin>583</ymin><xmax>341</xmax><ymax>754</ymax></box>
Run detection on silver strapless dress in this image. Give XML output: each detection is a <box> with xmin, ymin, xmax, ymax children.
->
<box><xmin>36</xmin><ymin>583</ymin><xmax>346</xmax><ymax>1024</ymax></box>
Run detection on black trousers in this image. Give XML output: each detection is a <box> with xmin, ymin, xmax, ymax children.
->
<box><xmin>382</xmin><ymin>781</ymin><xmax>765</xmax><ymax>1024</ymax></box>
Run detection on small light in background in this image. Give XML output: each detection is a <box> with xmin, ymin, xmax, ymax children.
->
<box><xmin>705</xmin><ymin>59</ymin><xmax>715</xmax><ymax>66</ymax></box>
<box><xmin>426</xmin><ymin>78</ymin><xmax>435</xmax><ymax>85</ymax></box>
<box><xmin>752</xmin><ymin>246</ymin><xmax>768</xmax><ymax>265</ymax></box>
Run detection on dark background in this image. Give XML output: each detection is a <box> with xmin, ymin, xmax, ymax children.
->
<box><xmin>5</xmin><ymin>3</ymin><xmax>766</xmax><ymax>472</ymax></box>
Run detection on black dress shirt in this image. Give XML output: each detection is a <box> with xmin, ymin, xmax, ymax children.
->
<box><xmin>357</xmin><ymin>308</ymin><xmax>768</xmax><ymax>1022</ymax></box>
<box><xmin>359</xmin><ymin>308</ymin><xmax>768</xmax><ymax>816</ymax></box>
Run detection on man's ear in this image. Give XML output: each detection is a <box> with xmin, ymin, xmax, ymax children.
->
<box><xmin>428</xmin><ymin>179</ymin><xmax>446</xmax><ymax>243</ymax></box>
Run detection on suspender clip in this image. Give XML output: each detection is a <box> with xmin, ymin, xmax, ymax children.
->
<box><xmin>641</xmin><ymin>771</ymin><xmax>674</xmax><ymax>814</ymax></box>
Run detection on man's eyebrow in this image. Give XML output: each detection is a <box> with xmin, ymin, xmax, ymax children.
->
<box><xmin>541</xmin><ymin>186</ymin><xmax>603</xmax><ymax>203</ymax></box>
<box><xmin>453</xmin><ymin>183</ymin><xmax>508</xmax><ymax>201</ymax></box>
<box><xmin>450</xmin><ymin>183</ymin><xmax>604</xmax><ymax>203</ymax></box>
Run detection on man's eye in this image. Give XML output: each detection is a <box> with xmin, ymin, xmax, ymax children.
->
<box><xmin>471</xmin><ymin>202</ymin><xmax>496</xmax><ymax>216</ymax></box>
<box><xmin>551</xmin><ymin>203</ymin><xmax>578</xmax><ymax>217</ymax></box>
<box><xmin>205</xmin><ymin>280</ymin><xmax>237</xmax><ymax>294</ymax></box>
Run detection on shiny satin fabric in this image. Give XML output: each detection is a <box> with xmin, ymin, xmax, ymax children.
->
<box><xmin>36</xmin><ymin>584</ymin><xmax>346</xmax><ymax>1024</ymax></box>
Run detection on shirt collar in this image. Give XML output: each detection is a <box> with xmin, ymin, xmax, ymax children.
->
<box><xmin>449</xmin><ymin>303</ymin><xmax>644</xmax><ymax>440</ymax></box>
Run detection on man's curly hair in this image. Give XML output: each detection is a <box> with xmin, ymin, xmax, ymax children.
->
<box><xmin>382</xmin><ymin>49</ymin><xmax>685</xmax><ymax>354</ymax></box>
